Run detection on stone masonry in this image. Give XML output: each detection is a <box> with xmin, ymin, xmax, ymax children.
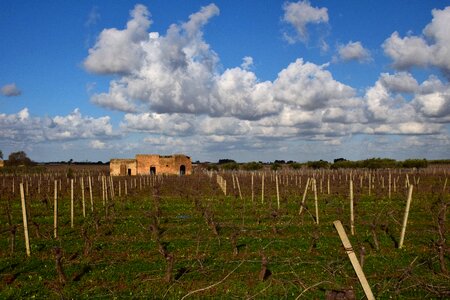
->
<box><xmin>110</xmin><ymin>154</ymin><xmax>192</xmax><ymax>176</ymax></box>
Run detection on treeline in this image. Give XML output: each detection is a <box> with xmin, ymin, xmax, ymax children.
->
<box><xmin>202</xmin><ymin>157</ymin><xmax>444</xmax><ymax>171</ymax></box>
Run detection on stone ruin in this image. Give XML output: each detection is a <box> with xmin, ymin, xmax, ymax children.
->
<box><xmin>110</xmin><ymin>154</ymin><xmax>192</xmax><ymax>176</ymax></box>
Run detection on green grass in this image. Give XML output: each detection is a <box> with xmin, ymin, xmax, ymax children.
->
<box><xmin>0</xmin><ymin>171</ymin><xmax>449</xmax><ymax>298</ymax></box>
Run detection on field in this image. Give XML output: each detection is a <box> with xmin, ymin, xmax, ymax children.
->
<box><xmin>0</xmin><ymin>166</ymin><xmax>449</xmax><ymax>299</ymax></box>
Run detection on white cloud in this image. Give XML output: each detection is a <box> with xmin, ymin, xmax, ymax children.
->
<box><xmin>282</xmin><ymin>0</ymin><xmax>328</xmax><ymax>42</ymax></box>
<box><xmin>79</xmin><ymin>3</ymin><xmax>450</xmax><ymax>162</ymax></box>
<box><xmin>121</xmin><ymin>112</ymin><xmax>195</xmax><ymax>136</ymax></box>
<box><xmin>273</xmin><ymin>59</ymin><xmax>355</xmax><ymax>110</ymax></box>
<box><xmin>379</xmin><ymin>72</ymin><xmax>419</xmax><ymax>94</ymax></box>
<box><xmin>337</xmin><ymin>41</ymin><xmax>371</xmax><ymax>63</ymax></box>
<box><xmin>383</xmin><ymin>6</ymin><xmax>450</xmax><ymax>75</ymax></box>
<box><xmin>241</xmin><ymin>56</ymin><xmax>253</xmax><ymax>70</ymax></box>
<box><xmin>0</xmin><ymin>108</ymin><xmax>116</xmax><ymax>143</ymax></box>
<box><xmin>1</xmin><ymin>83</ymin><xmax>22</xmax><ymax>97</ymax></box>
<box><xmin>413</xmin><ymin>90</ymin><xmax>450</xmax><ymax>119</ymax></box>
<box><xmin>84</xmin><ymin>4</ymin><xmax>151</xmax><ymax>74</ymax></box>
<box><xmin>90</xmin><ymin>140</ymin><xmax>107</xmax><ymax>149</ymax></box>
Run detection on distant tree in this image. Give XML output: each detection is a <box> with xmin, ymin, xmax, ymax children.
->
<box><xmin>289</xmin><ymin>162</ymin><xmax>303</xmax><ymax>169</ymax></box>
<box><xmin>271</xmin><ymin>163</ymin><xmax>281</xmax><ymax>171</ymax></box>
<box><xmin>333</xmin><ymin>158</ymin><xmax>347</xmax><ymax>163</ymax></box>
<box><xmin>402</xmin><ymin>159</ymin><xmax>428</xmax><ymax>169</ymax></box>
<box><xmin>362</xmin><ymin>158</ymin><xmax>397</xmax><ymax>169</ymax></box>
<box><xmin>0</xmin><ymin>149</ymin><xmax>3</xmax><ymax>159</ymax></box>
<box><xmin>220</xmin><ymin>162</ymin><xmax>239</xmax><ymax>170</ymax></box>
<box><xmin>218</xmin><ymin>159</ymin><xmax>236</xmax><ymax>165</ymax></box>
<box><xmin>6</xmin><ymin>151</ymin><xmax>34</xmax><ymax>166</ymax></box>
<box><xmin>242</xmin><ymin>162</ymin><xmax>263</xmax><ymax>171</ymax></box>
<box><xmin>274</xmin><ymin>160</ymin><xmax>285</xmax><ymax>164</ymax></box>
<box><xmin>307</xmin><ymin>160</ymin><xmax>330</xmax><ymax>169</ymax></box>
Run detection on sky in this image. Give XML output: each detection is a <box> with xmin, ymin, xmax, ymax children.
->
<box><xmin>1</xmin><ymin>0</ymin><xmax>450</xmax><ymax>163</ymax></box>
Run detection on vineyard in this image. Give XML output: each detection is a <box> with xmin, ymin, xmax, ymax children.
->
<box><xmin>0</xmin><ymin>165</ymin><xmax>449</xmax><ymax>299</ymax></box>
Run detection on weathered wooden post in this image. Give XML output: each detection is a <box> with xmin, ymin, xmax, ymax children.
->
<box><xmin>313</xmin><ymin>178</ymin><xmax>319</xmax><ymax>224</ymax></box>
<box><xmin>299</xmin><ymin>178</ymin><xmax>310</xmax><ymax>215</ymax></box>
<box><xmin>261</xmin><ymin>173</ymin><xmax>265</xmax><ymax>204</ymax></box>
<box><xmin>399</xmin><ymin>185</ymin><xmax>414</xmax><ymax>249</ymax></box>
<box><xmin>236</xmin><ymin>175</ymin><xmax>243</xmax><ymax>200</ymax></box>
<box><xmin>333</xmin><ymin>220</ymin><xmax>375</xmax><ymax>300</ymax></box>
<box><xmin>89</xmin><ymin>176</ymin><xmax>93</xmax><ymax>212</ymax></box>
<box><xmin>71</xmin><ymin>179</ymin><xmax>74</xmax><ymax>228</ymax></box>
<box><xmin>20</xmin><ymin>183</ymin><xmax>31</xmax><ymax>256</ymax></box>
<box><xmin>275</xmin><ymin>172</ymin><xmax>280</xmax><ymax>210</ymax></box>
<box><xmin>251</xmin><ymin>173</ymin><xmax>254</xmax><ymax>202</ymax></box>
<box><xmin>350</xmin><ymin>179</ymin><xmax>355</xmax><ymax>235</ymax></box>
<box><xmin>388</xmin><ymin>171</ymin><xmax>392</xmax><ymax>199</ymax></box>
<box><xmin>81</xmin><ymin>177</ymin><xmax>86</xmax><ymax>218</ymax></box>
<box><xmin>54</xmin><ymin>180</ymin><xmax>58</xmax><ymax>238</ymax></box>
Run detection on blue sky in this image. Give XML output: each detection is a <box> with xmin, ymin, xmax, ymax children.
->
<box><xmin>1</xmin><ymin>0</ymin><xmax>449</xmax><ymax>162</ymax></box>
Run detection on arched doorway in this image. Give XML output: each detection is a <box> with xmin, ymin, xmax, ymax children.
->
<box><xmin>150</xmin><ymin>166</ymin><xmax>156</xmax><ymax>175</ymax></box>
<box><xmin>179</xmin><ymin>165</ymin><xmax>186</xmax><ymax>175</ymax></box>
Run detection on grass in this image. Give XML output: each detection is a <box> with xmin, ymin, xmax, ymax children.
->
<box><xmin>0</xmin><ymin>169</ymin><xmax>449</xmax><ymax>298</ymax></box>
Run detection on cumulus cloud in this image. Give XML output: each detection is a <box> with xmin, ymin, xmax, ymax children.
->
<box><xmin>282</xmin><ymin>0</ymin><xmax>328</xmax><ymax>42</ymax></box>
<box><xmin>273</xmin><ymin>59</ymin><xmax>355</xmax><ymax>110</ymax></box>
<box><xmin>84</xmin><ymin>4</ymin><xmax>151</xmax><ymax>74</ymax></box>
<box><xmin>1</xmin><ymin>83</ymin><xmax>22</xmax><ymax>97</ymax></box>
<box><xmin>379</xmin><ymin>72</ymin><xmax>419</xmax><ymax>94</ymax></box>
<box><xmin>383</xmin><ymin>6</ymin><xmax>450</xmax><ymax>75</ymax></box>
<box><xmin>0</xmin><ymin>108</ymin><xmax>116</xmax><ymax>143</ymax></box>
<box><xmin>81</xmin><ymin>3</ymin><xmax>449</xmax><ymax>161</ymax></box>
<box><xmin>121</xmin><ymin>112</ymin><xmax>195</xmax><ymax>136</ymax></box>
<box><xmin>337</xmin><ymin>41</ymin><xmax>371</xmax><ymax>62</ymax></box>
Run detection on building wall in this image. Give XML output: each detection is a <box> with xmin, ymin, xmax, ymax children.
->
<box><xmin>110</xmin><ymin>154</ymin><xmax>192</xmax><ymax>176</ymax></box>
<box><xmin>136</xmin><ymin>154</ymin><xmax>192</xmax><ymax>175</ymax></box>
<box><xmin>0</xmin><ymin>160</ymin><xmax>3</xmax><ymax>168</ymax></box>
<box><xmin>110</xmin><ymin>159</ymin><xmax>137</xmax><ymax>176</ymax></box>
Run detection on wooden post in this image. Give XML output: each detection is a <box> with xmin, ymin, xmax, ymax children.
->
<box><xmin>299</xmin><ymin>178</ymin><xmax>310</xmax><ymax>215</ymax></box>
<box><xmin>275</xmin><ymin>172</ymin><xmax>280</xmax><ymax>210</ymax></box>
<box><xmin>81</xmin><ymin>177</ymin><xmax>86</xmax><ymax>218</ymax></box>
<box><xmin>54</xmin><ymin>180</ymin><xmax>58</xmax><ymax>239</ymax></box>
<box><xmin>251</xmin><ymin>173</ymin><xmax>254</xmax><ymax>202</ymax></box>
<box><xmin>327</xmin><ymin>175</ymin><xmax>330</xmax><ymax>195</ymax></box>
<box><xmin>71</xmin><ymin>179</ymin><xmax>74</xmax><ymax>228</ymax></box>
<box><xmin>350</xmin><ymin>179</ymin><xmax>354</xmax><ymax>235</ymax></box>
<box><xmin>102</xmin><ymin>176</ymin><xmax>106</xmax><ymax>207</ymax></box>
<box><xmin>110</xmin><ymin>176</ymin><xmax>114</xmax><ymax>200</ymax></box>
<box><xmin>236</xmin><ymin>175</ymin><xmax>243</xmax><ymax>200</ymax></box>
<box><xmin>399</xmin><ymin>185</ymin><xmax>414</xmax><ymax>249</ymax></box>
<box><xmin>388</xmin><ymin>171</ymin><xmax>392</xmax><ymax>199</ymax></box>
<box><xmin>20</xmin><ymin>183</ymin><xmax>31</xmax><ymax>257</ymax></box>
<box><xmin>333</xmin><ymin>220</ymin><xmax>375</xmax><ymax>300</ymax></box>
<box><xmin>261</xmin><ymin>173</ymin><xmax>265</xmax><ymax>204</ymax></box>
<box><xmin>313</xmin><ymin>179</ymin><xmax>319</xmax><ymax>224</ymax></box>
<box><xmin>89</xmin><ymin>176</ymin><xmax>93</xmax><ymax>212</ymax></box>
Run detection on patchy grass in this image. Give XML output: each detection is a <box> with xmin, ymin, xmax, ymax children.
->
<box><xmin>0</xmin><ymin>169</ymin><xmax>449</xmax><ymax>298</ymax></box>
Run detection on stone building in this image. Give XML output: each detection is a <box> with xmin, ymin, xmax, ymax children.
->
<box><xmin>110</xmin><ymin>154</ymin><xmax>192</xmax><ymax>176</ymax></box>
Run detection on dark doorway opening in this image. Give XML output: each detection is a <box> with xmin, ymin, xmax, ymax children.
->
<box><xmin>150</xmin><ymin>167</ymin><xmax>156</xmax><ymax>175</ymax></box>
<box><xmin>127</xmin><ymin>169</ymin><xmax>131</xmax><ymax>176</ymax></box>
<box><xmin>180</xmin><ymin>165</ymin><xmax>186</xmax><ymax>176</ymax></box>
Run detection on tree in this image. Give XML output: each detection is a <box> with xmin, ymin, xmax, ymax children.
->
<box><xmin>0</xmin><ymin>149</ymin><xmax>3</xmax><ymax>159</ymax></box>
<box><xmin>242</xmin><ymin>161</ymin><xmax>263</xmax><ymax>171</ymax></box>
<box><xmin>6</xmin><ymin>151</ymin><xmax>34</xmax><ymax>166</ymax></box>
